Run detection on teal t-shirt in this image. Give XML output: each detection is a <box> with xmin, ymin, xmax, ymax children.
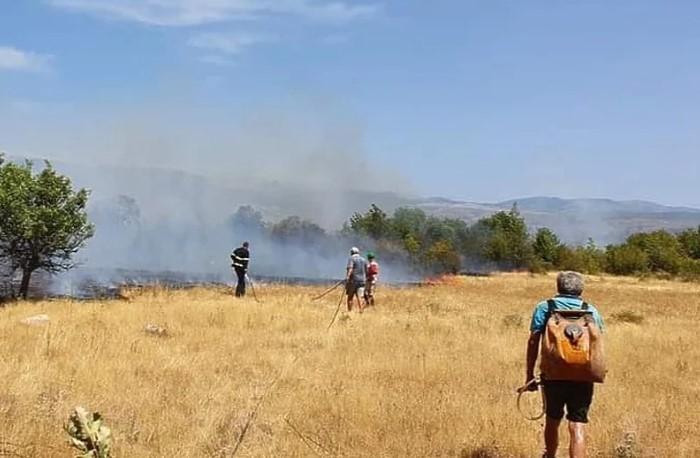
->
<box><xmin>529</xmin><ymin>294</ymin><xmax>605</xmax><ymax>333</ymax></box>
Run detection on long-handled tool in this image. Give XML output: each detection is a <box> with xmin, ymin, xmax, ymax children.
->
<box><xmin>516</xmin><ymin>378</ymin><xmax>545</xmax><ymax>421</ymax></box>
<box><xmin>311</xmin><ymin>279</ymin><xmax>345</xmax><ymax>301</ymax></box>
<box><xmin>245</xmin><ymin>273</ymin><xmax>262</xmax><ymax>303</ymax></box>
<box><xmin>326</xmin><ymin>287</ymin><xmax>346</xmax><ymax>330</ymax></box>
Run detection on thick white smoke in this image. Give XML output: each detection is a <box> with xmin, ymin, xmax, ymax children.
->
<box><xmin>1</xmin><ymin>95</ymin><xmax>417</xmax><ymax>290</ymax></box>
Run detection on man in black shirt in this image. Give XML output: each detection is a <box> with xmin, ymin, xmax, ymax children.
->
<box><xmin>230</xmin><ymin>242</ymin><xmax>250</xmax><ymax>297</ymax></box>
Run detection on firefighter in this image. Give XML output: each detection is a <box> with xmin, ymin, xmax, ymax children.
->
<box><xmin>230</xmin><ymin>242</ymin><xmax>250</xmax><ymax>297</ymax></box>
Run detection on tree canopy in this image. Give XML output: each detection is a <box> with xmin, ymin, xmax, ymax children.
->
<box><xmin>0</xmin><ymin>158</ymin><xmax>94</xmax><ymax>298</ymax></box>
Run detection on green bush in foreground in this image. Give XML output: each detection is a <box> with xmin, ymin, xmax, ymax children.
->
<box><xmin>65</xmin><ymin>407</ymin><xmax>112</xmax><ymax>458</ymax></box>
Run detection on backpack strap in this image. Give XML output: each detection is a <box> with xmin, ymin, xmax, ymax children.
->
<box><xmin>580</xmin><ymin>301</ymin><xmax>593</xmax><ymax>324</ymax></box>
<box><xmin>545</xmin><ymin>299</ymin><xmax>557</xmax><ymax>322</ymax></box>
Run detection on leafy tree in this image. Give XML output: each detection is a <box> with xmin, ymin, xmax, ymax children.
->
<box><xmin>605</xmin><ymin>244</ymin><xmax>649</xmax><ymax>275</ymax></box>
<box><xmin>480</xmin><ymin>205</ymin><xmax>534</xmax><ymax>268</ymax></box>
<box><xmin>390</xmin><ymin>207</ymin><xmax>427</xmax><ymax>240</ymax></box>
<box><xmin>581</xmin><ymin>238</ymin><xmax>606</xmax><ymax>274</ymax></box>
<box><xmin>680</xmin><ymin>258</ymin><xmax>700</xmax><ymax>280</ymax></box>
<box><xmin>228</xmin><ymin>205</ymin><xmax>265</xmax><ymax>240</ymax></box>
<box><xmin>626</xmin><ymin>230</ymin><xmax>684</xmax><ymax>274</ymax></box>
<box><xmin>0</xmin><ymin>158</ymin><xmax>94</xmax><ymax>298</ymax></box>
<box><xmin>269</xmin><ymin>216</ymin><xmax>326</xmax><ymax>245</ymax></box>
<box><xmin>459</xmin><ymin>220</ymin><xmax>492</xmax><ymax>260</ymax></box>
<box><xmin>425</xmin><ymin>240</ymin><xmax>461</xmax><ymax>274</ymax></box>
<box><xmin>678</xmin><ymin>226</ymin><xmax>700</xmax><ymax>260</ymax></box>
<box><xmin>403</xmin><ymin>233</ymin><xmax>421</xmax><ymax>258</ymax></box>
<box><xmin>533</xmin><ymin>228</ymin><xmax>562</xmax><ymax>264</ymax></box>
<box><xmin>349</xmin><ymin>204</ymin><xmax>390</xmax><ymax>240</ymax></box>
<box><xmin>0</xmin><ymin>257</ymin><xmax>12</xmax><ymax>298</ymax></box>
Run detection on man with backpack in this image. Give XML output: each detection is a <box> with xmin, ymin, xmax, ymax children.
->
<box><xmin>230</xmin><ymin>242</ymin><xmax>250</xmax><ymax>298</ymax></box>
<box><xmin>523</xmin><ymin>271</ymin><xmax>606</xmax><ymax>458</ymax></box>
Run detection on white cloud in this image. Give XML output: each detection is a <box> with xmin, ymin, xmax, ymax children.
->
<box><xmin>199</xmin><ymin>55</ymin><xmax>235</xmax><ymax>66</ymax></box>
<box><xmin>48</xmin><ymin>0</ymin><xmax>380</xmax><ymax>27</ymax></box>
<box><xmin>189</xmin><ymin>32</ymin><xmax>272</xmax><ymax>55</ymax></box>
<box><xmin>0</xmin><ymin>46</ymin><xmax>52</xmax><ymax>72</ymax></box>
<box><xmin>294</xmin><ymin>2</ymin><xmax>378</xmax><ymax>23</ymax></box>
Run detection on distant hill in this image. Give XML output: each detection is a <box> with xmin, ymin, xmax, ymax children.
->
<box><xmin>6</xmin><ymin>156</ymin><xmax>700</xmax><ymax>245</ymax></box>
<box><xmin>415</xmin><ymin>196</ymin><xmax>700</xmax><ymax>244</ymax></box>
<box><xmin>496</xmin><ymin>196</ymin><xmax>700</xmax><ymax>215</ymax></box>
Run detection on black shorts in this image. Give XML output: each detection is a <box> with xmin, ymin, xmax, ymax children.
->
<box><xmin>346</xmin><ymin>281</ymin><xmax>365</xmax><ymax>297</ymax></box>
<box><xmin>542</xmin><ymin>381</ymin><xmax>594</xmax><ymax>423</ymax></box>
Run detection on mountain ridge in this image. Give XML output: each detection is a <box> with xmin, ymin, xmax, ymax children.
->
<box><xmin>4</xmin><ymin>155</ymin><xmax>700</xmax><ymax>244</ymax></box>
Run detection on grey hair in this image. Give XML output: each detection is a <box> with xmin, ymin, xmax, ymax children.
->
<box><xmin>557</xmin><ymin>271</ymin><xmax>584</xmax><ymax>296</ymax></box>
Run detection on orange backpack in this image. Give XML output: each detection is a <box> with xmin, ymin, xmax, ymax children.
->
<box><xmin>540</xmin><ymin>300</ymin><xmax>607</xmax><ymax>383</ymax></box>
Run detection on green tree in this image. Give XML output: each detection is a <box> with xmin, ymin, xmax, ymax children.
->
<box><xmin>459</xmin><ymin>221</ymin><xmax>491</xmax><ymax>260</ymax></box>
<box><xmin>390</xmin><ymin>207</ymin><xmax>427</xmax><ymax>240</ymax></box>
<box><xmin>425</xmin><ymin>239</ymin><xmax>461</xmax><ymax>274</ymax></box>
<box><xmin>533</xmin><ymin>228</ymin><xmax>562</xmax><ymax>264</ymax></box>
<box><xmin>626</xmin><ymin>230</ymin><xmax>684</xmax><ymax>274</ymax></box>
<box><xmin>228</xmin><ymin>205</ymin><xmax>265</xmax><ymax>234</ymax></box>
<box><xmin>605</xmin><ymin>244</ymin><xmax>649</xmax><ymax>275</ymax></box>
<box><xmin>227</xmin><ymin>205</ymin><xmax>266</xmax><ymax>247</ymax></box>
<box><xmin>0</xmin><ymin>158</ymin><xmax>95</xmax><ymax>298</ymax></box>
<box><xmin>678</xmin><ymin>226</ymin><xmax>700</xmax><ymax>259</ymax></box>
<box><xmin>269</xmin><ymin>216</ymin><xmax>326</xmax><ymax>245</ymax></box>
<box><xmin>480</xmin><ymin>205</ymin><xmax>534</xmax><ymax>268</ymax></box>
<box><xmin>403</xmin><ymin>233</ymin><xmax>421</xmax><ymax>258</ymax></box>
<box><xmin>349</xmin><ymin>204</ymin><xmax>390</xmax><ymax>240</ymax></box>
<box><xmin>581</xmin><ymin>238</ymin><xmax>606</xmax><ymax>274</ymax></box>
<box><xmin>423</xmin><ymin>216</ymin><xmax>458</xmax><ymax>246</ymax></box>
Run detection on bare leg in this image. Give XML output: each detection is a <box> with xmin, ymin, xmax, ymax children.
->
<box><xmin>347</xmin><ymin>295</ymin><xmax>353</xmax><ymax>311</ymax></box>
<box><xmin>544</xmin><ymin>417</ymin><xmax>561</xmax><ymax>458</ymax></box>
<box><xmin>568</xmin><ymin>421</ymin><xmax>586</xmax><ymax>458</ymax></box>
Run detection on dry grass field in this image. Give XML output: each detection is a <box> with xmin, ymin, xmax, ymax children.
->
<box><xmin>1</xmin><ymin>273</ymin><xmax>699</xmax><ymax>457</ymax></box>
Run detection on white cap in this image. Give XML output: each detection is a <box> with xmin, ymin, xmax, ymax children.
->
<box><xmin>350</xmin><ymin>247</ymin><xmax>360</xmax><ymax>255</ymax></box>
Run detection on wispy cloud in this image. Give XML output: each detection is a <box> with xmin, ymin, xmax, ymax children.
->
<box><xmin>190</xmin><ymin>32</ymin><xmax>272</xmax><ymax>65</ymax></box>
<box><xmin>189</xmin><ymin>32</ymin><xmax>272</xmax><ymax>55</ymax></box>
<box><xmin>199</xmin><ymin>55</ymin><xmax>236</xmax><ymax>66</ymax></box>
<box><xmin>0</xmin><ymin>46</ymin><xmax>52</xmax><ymax>73</ymax></box>
<box><xmin>48</xmin><ymin>0</ymin><xmax>380</xmax><ymax>27</ymax></box>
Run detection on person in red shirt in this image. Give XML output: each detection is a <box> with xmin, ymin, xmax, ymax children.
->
<box><xmin>364</xmin><ymin>252</ymin><xmax>379</xmax><ymax>306</ymax></box>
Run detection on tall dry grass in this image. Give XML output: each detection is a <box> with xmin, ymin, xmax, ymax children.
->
<box><xmin>1</xmin><ymin>273</ymin><xmax>699</xmax><ymax>457</ymax></box>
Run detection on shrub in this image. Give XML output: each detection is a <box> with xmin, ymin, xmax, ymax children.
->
<box><xmin>606</xmin><ymin>245</ymin><xmax>649</xmax><ymax>275</ymax></box>
<box><xmin>425</xmin><ymin>240</ymin><xmax>461</xmax><ymax>274</ymax></box>
<box><xmin>680</xmin><ymin>258</ymin><xmax>700</xmax><ymax>281</ymax></box>
<box><xmin>65</xmin><ymin>407</ymin><xmax>113</xmax><ymax>458</ymax></box>
<box><xmin>678</xmin><ymin>226</ymin><xmax>700</xmax><ymax>259</ymax></box>
<box><xmin>610</xmin><ymin>310</ymin><xmax>644</xmax><ymax>324</ymax></box>
<box><xmin>502</xmin><ymin>314</ymin><xmax>524</xmax><ymax>328</ymax></box>
<box><xmin>556</xmin><ymin>244</ymin><xmax>604</xmax><ymax>274</ymax></box>
<box><xmin>527</xmin><ymin>258</ymin><xmax>551</xmax><ymax>274</ymax></box>
<box><xmin>614</xmin><ymin>431</ymin><xmax>640</xmax><ymax>458</ymax></box>
<box><xmin>626</xmin><ymin>231</ymin><xmax>685</xmax><ymax>274</ymax></box>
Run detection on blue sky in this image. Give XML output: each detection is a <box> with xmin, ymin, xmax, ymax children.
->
<box><xmin>1</xmin><ymin>1</ymin><xmax>699</xmax><ymax>206</ymax></box>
